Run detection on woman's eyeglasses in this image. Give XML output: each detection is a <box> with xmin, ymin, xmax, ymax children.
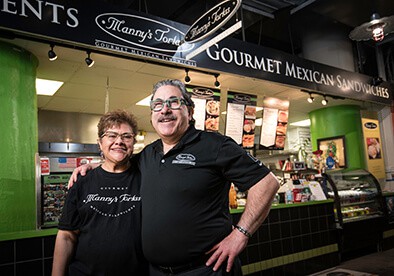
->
<box><xmin>101</xmin><ymin>131</ymin><xmax>134</xmax><ymax>142</ymax></box>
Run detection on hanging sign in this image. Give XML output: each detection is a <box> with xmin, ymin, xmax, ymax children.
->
<box><xmin>362</xmin><ymin>117</ymin><xmax>385</xmax><ymax>179</ymax></box>
<box><xmin>186</xmin><ymin>85</ymin><xmax>221</xmax><ymax>132</ymax></box>
<box><xmin>184</xmin><ymin>0</ymin><xmax>241</xmax><ymax>43</ymax></box>
<box><xmin>260</xmin><ymin>97</ymin><xmax>290</xmax><ymax>150</ymax></box>
<box><xmin>225</xmin><ymin>92</ymin><xmax>257</xmax><ymax>148</ymax></box>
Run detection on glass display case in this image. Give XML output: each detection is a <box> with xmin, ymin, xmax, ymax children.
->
<box><xmin>324</xmin><ymin>169</ymin><xmax>385</xmax><ymax>258</ymax></box>
<box><xmin>324</xmin><ymin>169</ymin><xmax>384</xmax><ymax>224</ymax></box>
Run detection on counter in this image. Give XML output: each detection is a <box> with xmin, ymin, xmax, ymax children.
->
<box><xmin>231</xmin><ymin>200</ymin><xmax>339</xmax><ymax>275</ymax></box>
<box><xmin>382</xmin><ymin>192</ymin><xmax>394</xmax><ymax>250</ymax></box>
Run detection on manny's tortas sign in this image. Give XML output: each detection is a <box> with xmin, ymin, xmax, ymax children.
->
<box><xmin>0</xmin><ymin>0</ymin><xmax>392</xmax><ymax>105</ymax></box>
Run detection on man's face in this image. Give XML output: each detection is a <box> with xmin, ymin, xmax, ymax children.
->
<box><xmin>151</xmin><ymin>85</ymin><xmax>192</xmax><ymax>141</ymax></box>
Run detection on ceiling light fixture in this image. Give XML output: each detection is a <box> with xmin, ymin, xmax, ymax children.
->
<box><xmin>349</xmin><ymin>13</ymin><xmax>394</xmax><ymax>42</ymax></box>
<box><xmin>322</xmin><ymin>96</ymin><xmax>328</xmax><ymax>106</ymax></box>
<box><xmin>184</xmin><ymin>68</ymin><xmax>191</xmax><ymax>84</ymax></box>
<box><xmin>85</xmin><ymin>51</ymin><xmax>94</xmax><ymax>67</ymax></box>
<box><xmin>214</xmin><ymin>74</ymin><xmax>220</xmax><ymax>88</ymax></box>
<box><xmin>48</xmin><ymin>44</ymin><xmax>57</xmax><ymax>61</ymax></box>
<box><xmin>36</xmin><ymin>78</ymin><xmax>64</xmax><ymax>96</ymax></box>
<box><xmin>307</xmin><ymin>93</ymin><xmax>314</xmax><ymax>103</ymax></box>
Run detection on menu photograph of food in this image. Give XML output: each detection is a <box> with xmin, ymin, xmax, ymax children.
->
<box><xmin>186</xmin><ymin>85</ymin><xmax>221</xmax><ymax>132</ymax></box>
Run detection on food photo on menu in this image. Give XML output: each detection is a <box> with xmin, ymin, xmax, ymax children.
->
<box><xmin>274</xmin><ymin>110</ymin><xmax>288</xmax><ymax>149</ymax></box>
<box><xmin>244</xmin><ymin>105</ymin><xmax>256</xmax><ymax>119</ymax></box>
<box><xmin>242</xmin><ymin>107</ymin><xmax>257</xmax><ymax>148</ymax></box>
<box><xmin>205</xmin><ymin>100</ymin><xmax>220</xmax><ymax>131</ymax></box>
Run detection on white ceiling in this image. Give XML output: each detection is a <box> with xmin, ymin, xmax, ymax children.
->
<box><xmin>4</xmin><ymin>38</ymin><xmax>372</xmax><ymax>133</ymax></box>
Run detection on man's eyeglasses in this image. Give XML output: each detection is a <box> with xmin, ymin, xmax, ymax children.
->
<box><xmin>150</xmin><ymin>97</ymin><xmax>189</xmax><ymax>112</ymax></box>
<box><xmin>101</xmin><ymin>131</ymin><xmax>134</xmax><ymax>142</ymax></box>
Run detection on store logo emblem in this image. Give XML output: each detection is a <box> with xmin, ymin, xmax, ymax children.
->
<box><xmin>233</xmin><ymin>94</ymin><xmax>252</xmax><ymax>104</ymax></box>
<box><xmin>364</xmin><ymin>122</ymin><xmax>377</xmax><ymax>129</ymax></box>
<box><xmin>191</xmin><ymin>87</ymin><xmax>215</xmax><ymax>98</ymax></box>
<box><xmin>172</xmin><ymin>153</ymin><xmax>196</xmax><ymax>166</ymax></box>
<box><xmin>96</xmin><ymin>13</ymin><xmax>194</xmax><ymax>53</ymax></box>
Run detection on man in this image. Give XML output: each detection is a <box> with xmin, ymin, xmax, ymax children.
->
<box><xmin>70</xmin><ymin>79</ymin><xmax>279</xmax><ymax>275</ymax></box>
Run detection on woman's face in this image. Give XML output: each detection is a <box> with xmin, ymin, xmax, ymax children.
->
<box><xmin>98</xmin><ymin>123</ymin><xmax>134</xmax><ymax>167</ymax></box>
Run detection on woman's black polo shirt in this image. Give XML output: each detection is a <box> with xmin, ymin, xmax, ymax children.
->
<box><xmin>139</xmin><ymin>126</ymin><xmax>271</xmax><ymax>266</ymax></box>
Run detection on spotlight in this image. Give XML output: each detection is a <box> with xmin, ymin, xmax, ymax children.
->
<box><xmin>85</xmin><ymin>51</ymin><xmax>94</xmax><ymax>67</ymax></box>
<box><xmin>48</xmin><ymin>44</ymin><xmax>57</xmax><ymax>61</ymax></box>
<box><xmin>214</xmin><ymin>74</ymin><xmax>220</xmax><ymax>88</ymax></box>
<box><xmin>184</xmin><ymin>69</ymin><xmax>191</xmax><ymax>84</ymax></box>
<box><xmin>307</xmin><ymin>93</ymin><xmax>314</xmax><ymax>103</ymax></box>
<box><xmin>322</xmin><ymin>96</ymin><xmax>328</xmax><ymax>106</ymax></box>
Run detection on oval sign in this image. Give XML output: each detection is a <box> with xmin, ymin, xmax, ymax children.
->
<box><xmin>191</xmin><ymin>87</ymin><xmax>215</xmax><ymax>98</ymax></box>
<box><xmin>364</xmin><ymin>122</ymin><xmax>377</xmax><ymax>129</ymax></box>
<box><xmin>96</xmin><ymin>13</ymin><xmax>194</xmax><ymax>53</ymax></box>
<box><xmin>233</xmin><ymin>94</ymin><xmax>252</xmax><ymax>104</ymax></box>
<box><xmin>184</xmin><ymin>0</ymin><xmax>241</xmax><ymax>43</ymax></box>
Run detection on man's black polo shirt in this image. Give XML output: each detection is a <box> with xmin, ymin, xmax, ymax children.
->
<box><xmin>139</xmin><ymin>126</ymin><xmax>270</xmax><ymax>266</ymax></box>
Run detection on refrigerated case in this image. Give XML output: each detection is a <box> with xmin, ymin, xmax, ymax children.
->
<box><xmin>37</xmin><ymin>142</ymin><xmax>102</xmax><ymax>228</ymax></box>
<box><xmin>324</xmin><ymin>169</ymin><xmax>385</xmax><ymax>258</ymax></box>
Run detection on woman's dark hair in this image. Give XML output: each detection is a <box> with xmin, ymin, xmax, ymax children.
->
<box><xmin>97</xmin><ymin>109</ymin><xmax>138</xmax><ymax>138</ymax></box>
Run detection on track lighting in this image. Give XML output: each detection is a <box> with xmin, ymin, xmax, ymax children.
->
<box><xmin>85</xmin><ymin>51</ymin><xmax>94</xmax><ymax>67</ymax></box>
<box><xmin>184</xmin><ymin>69</ymin><xmax>191</xmax><ymax>84</ymax></box>
<box><xmin>214</xmin><ymin>74</ymin><xmax>220</xmax><ymax>88</ymax></box>
<box><xmin>307</xmin><ymin>93</ymin><xmax>314</xmax><ymax>103</ymax></box>
<box><xmin>48</xmin><ymin>44</ymin><xmax>57</xmax><ymax>61</ymax></box>
<box><xmin>322</xmin><ymin>96</ymin><xmax>328</xmax><ymax>106</ymax></box>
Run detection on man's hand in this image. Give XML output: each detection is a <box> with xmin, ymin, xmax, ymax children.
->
<box><xmin>67</xmin><ymin>163</ymin><xmax>98</xmax><ymax>188</ymax></box>
<box><xmin>205</xmin><ymin>228</ymin><xmax>248</xmax><ymax>272</ymax></box>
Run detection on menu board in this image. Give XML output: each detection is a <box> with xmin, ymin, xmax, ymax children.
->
<box><xmin>260</xmin><ymin>97</ymin><xmax>289</xmax><ymax>150</ymax></box>
<box><xmin>225</xmin><ymin>91</ymin><xmax>257</xmax><ymax>148</ymax></box>
<box><xmin>186</xmin><ymin>85</ymin><xmax>221</xmax><ymax>132</ymax></box>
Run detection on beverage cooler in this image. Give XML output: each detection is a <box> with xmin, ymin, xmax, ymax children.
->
<box><xmin>37</xmin><ymin>142</ymin><xmax>102</xmax><ymax>228</ymax></box>
<box><xmin>323</xmin><ymin>169</ymin><xmax>385</xmax><ymax>258</ymax></box>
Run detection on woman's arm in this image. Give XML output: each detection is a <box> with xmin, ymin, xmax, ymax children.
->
<box><xmin>52</xmin><ymin>230</ymin><xmax>79</xmax><ymax>276</ymax></box>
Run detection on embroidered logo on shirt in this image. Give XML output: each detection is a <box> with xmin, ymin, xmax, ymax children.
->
<box><xmin>172</xmin><ymin>153</ymin><xmax>196</xmax><ymax>166</ymax></box>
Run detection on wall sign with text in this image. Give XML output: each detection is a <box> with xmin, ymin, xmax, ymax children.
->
<box><xmin>186</xmin><ymin>85</ymin><xmax>221</xmax><ymax>132</ymax></box>
<box><xmin>259</xmin><ymin>97</ymin><xmax>290</xmax><ymax>150</ymax></box>
<box><xmin>225</xmin><ymin>91</ymin><xmax>257</xmax><ymax>148</ymax></box>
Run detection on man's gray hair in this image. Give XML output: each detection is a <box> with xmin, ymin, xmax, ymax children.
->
<box><xmin>151</xmin><ymin>79</ymin><xmax>195</xmax><ymax>124</ymax></box>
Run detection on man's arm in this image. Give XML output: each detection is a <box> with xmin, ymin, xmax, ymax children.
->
<box><xmin>67</xmin><ymin>163</ymin><xmax>100</xmax><ymax>188</ymax></box>
<box><xmin>52</xmin><ymin>230</ymin><xmax>79</xmax><ymax>276</ymax></box>
<box><xmin>206</xmin><ymin>172</ymin><xmax>279</xmax><ymax>272</ymax></box>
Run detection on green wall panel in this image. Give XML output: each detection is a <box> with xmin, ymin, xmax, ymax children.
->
<box><xmin>309</xmin><ymin>105</ymin><xmax>366</xmax><ymax>169</ymax></box>
<box><xmin>0</xmin><ymin>42</ymin><xmax>38</xmax><ymax>233</ymax></box>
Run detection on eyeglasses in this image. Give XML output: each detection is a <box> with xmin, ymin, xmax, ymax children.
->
<box><xmin>101</xmin><ymin>131</ymin><xmax>134</xmax><ymax>142</ymax></box>
<box><xmin>150</xmin><ymin>97</ymin><xmax>189</xmax><ymax>112</ymax></box>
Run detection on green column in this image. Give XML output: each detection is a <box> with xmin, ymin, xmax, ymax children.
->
<box><xmin>309</xmin><ymin>105</ymin><xmax>366</xmax><ymax>170</ymax></box>
<box><xmin>0</xmin><ymin>42</ymin><xmax>38</xmax><ymax>233</ymax></box>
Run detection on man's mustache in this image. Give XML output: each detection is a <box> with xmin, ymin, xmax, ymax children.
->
<box><xmin>158</xmin><ymin>115</ymin><xmax>177</xmax><ymax>122</ymax></box>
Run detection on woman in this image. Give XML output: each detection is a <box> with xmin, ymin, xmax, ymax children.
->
<box><xmin>52</xmin><ymin>110</ymin><xmax>147</xmax><ymax>276</ymax></box>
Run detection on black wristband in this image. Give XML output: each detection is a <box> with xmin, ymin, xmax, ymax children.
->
<box><xmin>234</xmin><ymin>225</ymin><xmax>252</xmax><ymax>238</ymax></box>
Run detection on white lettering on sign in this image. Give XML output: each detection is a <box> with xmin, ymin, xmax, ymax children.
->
<box><xmin>205</xmin><ymin>43</ymin><xmax>390</xmax><ymax>101</ymax></box>
<box><xmin>1</xmin><ymin>0</ymin><xmax>79</xmax><ymax>27</ymax></box>
<box><xmin>96</xmin><ymin>13</ymin><xmax>193</xmax><ymax>53</ymax></box>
